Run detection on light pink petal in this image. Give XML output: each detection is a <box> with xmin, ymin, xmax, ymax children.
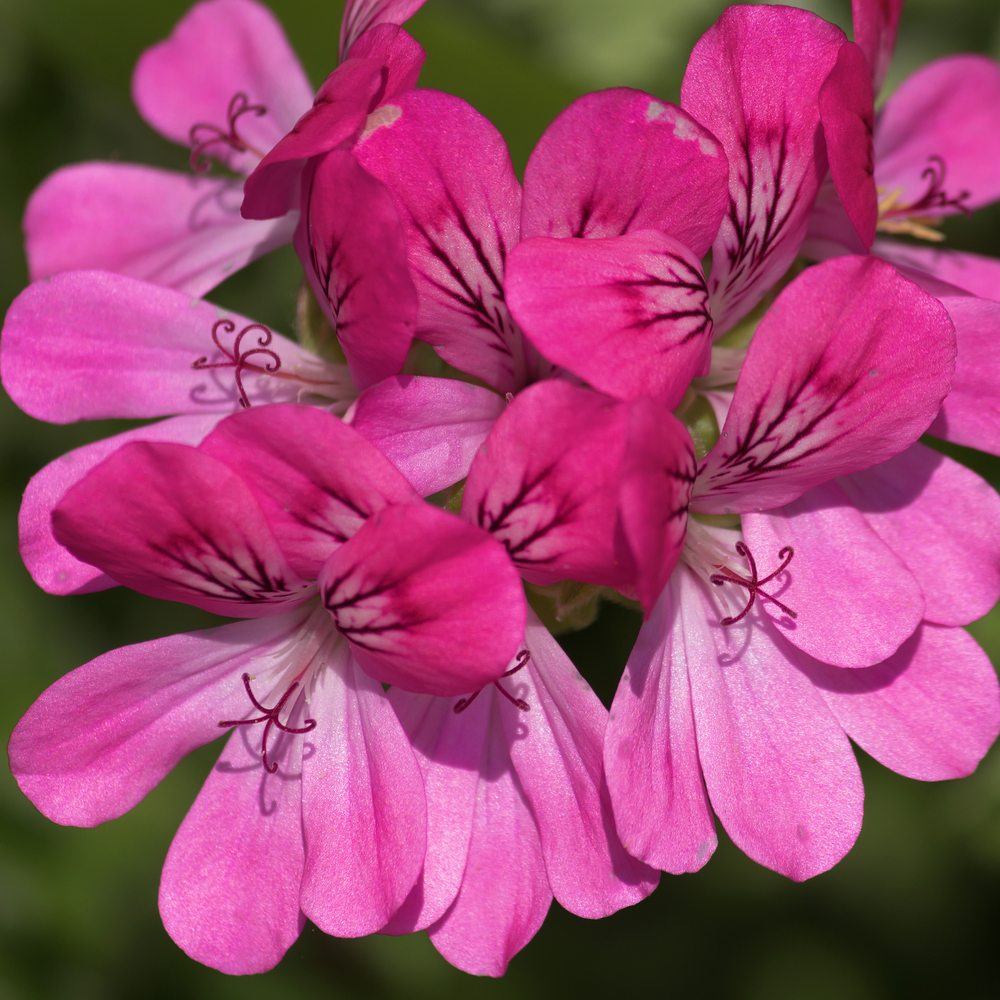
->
<box><xmin>429</xmin><ymin>696</ymin><xmax>552</xmax><ymax>979</ymax></box>
<box><xmin>693</xmin><ymin>257</ymin><xmax>956</xmax><ymax>514</ymax></box>
<box><xmin>159</xmin><ymin>712</ymin><xmax>307</xmax><ymax>974</ymax></box>
<box><xmin>681</xmin><ymin>569</ymin><xmax>864</xmax><ymax>881</ymax></box>
<box><xmin>53</xmin><ymin>442</ymin><xmax>309</xmax><ymax>618</ymax></box>
<box><xmin>875</xmin><ymin>56</ymin><xmax>1000</xmax><ymax>216</ymax></box>
<box><xmin>200</xmin><ymin>404</ymin><xmax>416</xmax><ymax>579</ymax></box>
<box><xmin>605</xmin><ymin>578</ymin><xmax>718</xmax><ymax>874</ymax></box>
<box><xmin>743</xmin><ymin>481</ymin><xmax>924</xmax><ymax>668</ymax></box>
<box><xmin>351</xmin><ymin>376</ymin><xmax>505</xmax><ymax>496</ymax></box>
<box><xmin>851</xmin><ymin>0</ymin><xmax>902</xmax><ymax>92</ymax></box>
<box><xmin>19</xmin><ymin>414</ymin><xmax>223</xmax><ymax>596</ymax></box>
<box><xmin>9</xmin><ymin>614</ymin><xmax>305</xmax><ymax>828</ymax></box>
<box><xmin>24</xmin><ymin>164</ymin><xmax>293</xmax><ymax>296</ymax></box>
<box><xmin>355</xmin><ymin>90</ymin><xmax>544</xmax><ymax>393</ymax></box>
<box><xmin>839</xmin><ymin>443</ymin><xmax>1000</xmax><ymax>626</ymax></box>
<box><xmin>506</xmin><ymin>232</ymin><xmax>713</xmax><ymax>408</ymax></box>
<box><xmin>298</xmin><ymin>152</ymin><xmax>416</xmax><ymax>388</ymax></box>
<box><xmin>803</xmin><ymin>625</ymin><xmax>1000</xmax><ymax>781</ymax></box>
<box><xmin>502</xmin><ymin>617</ymin><xmax>658</xmax><ymax>916</ymax></box>
<box><xmin>874</xmin><ymin>242</ymin><xmax>1000</xmax><ymax>301</ymax></box>
<box><xmin>521</xmin><ymin>88</ymin><xmax>728</xmax><ymax>255</ymax></box>
<box><xmin>1</xmin><ymin>272</ymin><xmax>335</xmax><ymax>422</ymax></box>
<box><xmin>681</xmin><ymin>6</ymin><xmax>848</xmax><ymax>331</ymax></box>
<box><xmin>319</xmin><ymin>503</ymin><xmax>525</xmax><ymax>696</ymax></box>
<box><xmin>300</xmin><ymin>641</ymin><xmax>425</xmax><ymax>937</ymax></box>
<box><xmin>340</xmin><ymin>0</ymin><xmax>427</xmax><ymax>59</ymax></box>
<box><xmin>133</xmin><ymin>0</ymin><xmax>313</xmax><ymax>169</ymax></box>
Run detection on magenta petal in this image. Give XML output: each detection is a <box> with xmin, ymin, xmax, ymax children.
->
<box><xmin>346</xmin><ymin>23</ymin><xmax>425</xmax><ymax>102</ymax></box>
<box><xmin>9</xmin><ymin>614</ymin><xmax>304</xmax><ymax>827</ymax></box>
<box><xmin>840</xmin><ymin>443</ymin><xmax>1000</xmax><ymax>627</ymax></box>
<box><xmin>53</xmin><ymin>441</ymin><xmax>309</xmax><ymax>617</ymax></box>
<box><xmin>19</xmin><ymin>414</ymin><xmax>223</xmax><ymax>596</ymax></box>
<box><xmin>340</xmin><ymin>0</ymin><xmax>427</xmax><ymax>60</ymax></box>
<box><xmin>300</xmin><ymin>643</ymin><xmax>425</xmax><ymax>937</ymax></box>
<box><xmin>743</xmin><ymin>481</ymin><xmax>924</xmax><ymax>668</ymax></box>
<box><xmin>681</xmin><ymin>6</ymin><xmax>848</xmax><ymax>331</ymax></box>
<box><xmin>502</xmin><ymin>617</ymin><xmax>658</xmax><ymax>916</ymax></box>
<box><xmin>802</xmin><ymin>625</ymin><xmax>1000</xmax><ymax>782</ymax></box>
<box><xmin>319</xmin><ymin>503</ymin><xmax>525</xmax><ymax>696</ymax></box>
<box><xmin>201</xmin><ymin>405</ymin><xmax>417</xmax><ymax>579</ymax></box>
<box><xmin>351</xmin><ymin>376</ymin><xmax>505</xmax><ymax>496</ymax></box>
<box><xmin>133</xmin><ymin>0</ymin><xmax>312</xmax><ymax>167</ymax></box>
<box><xmin>852</xmin><ymin>0</ymin><xmax>903</xmax><ymax>92</ymax></box>
<box><xmin>874</xmin><ymin>242</ymin><xmax>1000</xmax><ymax>302</ymax></box>
<box><xmin>605</xmin><ymin>579</ymin><xmax>718</xmax><ymax>874</ymax></box>
<box><xmin>24</xmin><ymin>164</ymin><xmax>294</xmax><ymax>296</ymax></box>
<box><xmin>694</xmin><ymin>257</ymin><xmax>956</xmax><ymax>514</ymax></box>
<box><xmin>506</xmin><ymin>232</ymin><xmax>713</xmax><ymax>408</ymax></box>
<box><xmin>521</xmin><ymin>88</ymin><xmax>728</xmax><ymax>255</ymax></box>
<box><xmin>876</xmin><ymin>56</ymin><xmax>1000</xmax><ymax>215</ymax></box>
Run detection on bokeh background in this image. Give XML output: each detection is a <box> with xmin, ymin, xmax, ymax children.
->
<box><xmin>1</xmin><ymin>1</ymin><xmax>999</xmax><ymax>997</ymax></box>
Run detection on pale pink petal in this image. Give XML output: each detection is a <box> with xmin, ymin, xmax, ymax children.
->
<box><xmin>19</xmin><ymin>415</ymin><xmax>223</xmax><ymax>596</ymax></box>
<box><xmin>802</xmin><ymin>625</ymin><xmax>1000</xmax><ymax>781</ymax></box>
<box><xmin>24</xmin><ymin>164</ymin><xmax>294</xmax><ymax>296</ymax></box>
<box><xmin>200</xmin><ymin>405</ymin><xmax>416</xmax><ymax>579</ymax></box>
<box><xmin>605</xmin><ymin>579</ymin><xmax>718</xmax><ymax>874</ymax></box>
<box><xmin>1</xmin><ymin>272</ymin><xmax>334</xmax><ymax>422</ymax></box>
<box><xmin>502</xmin><ymin>617</ymin><xmax>658</xmax><ymax>916</ymax></box>
<box><xmin>852</xmin><ymin>0</ymin><xmax>903</xmax><ymax>92</ymax></box>
<box><xmin>9</xmin><ymin>614</ymin><xmax>305</xmax><ymax>828</ymax></box>
<box><xmin>839</xmin><ymin>443</ymin><xmax>1000</xmax><ymax>627</ymax></box>
<box><xmin>681</xmin><ymin>6</ymin><xmax>848</xmax><ymax>331</ymax></box>
<box><xmin>875</xmin><ymin>56</ymin><xmax>1000</xmax><ymax>216</ymax></box>
<box><xmin>319</xmin><ymin>503</ymin><xmax>525</xmax><ymax>696</ymax></box>
<box><xmin>693</xmin><ymin>257</ymin><xmax>956</xmax><ymax>514</ymax></box>
<box><xmin>743</xmin><ymin>481</ymin><xmax>924</xmax><ymax>668</ymax></box>
<box><xmin>506</xmin><ymin>232</ymin><xmax>713</xmax><ymax>407</ymax></box>
<box><xmin>351</xmin><ymin>376</ymin><xmax>505</xmax><ymax>496</ymax></box>
<box><xmin>340</xmin><ymin>0</ymin><xmax>427</xmax><ymax>59</ymax></box>
<box><xmin>53</xmin><ymin>442</ymin><xmax>309</xmax><ymax>617</ymax></box>
<box><xmin>355</xmin><ymin>90</ymin><xmax>545</xmax><ymax>393</ymax></box>
<box><xmin>300</xmin><ymin>641</ymin><xmax>425</xmax><ymax>937</ymax></box>
<box><xmin>521</xmin><ymin>88</ymin><xmax>728</xmax><ymax>255</ymax></box>
<box><xmin>873</xmin><ymin>242</ymin><xmax>1000</xmax><ymax>301</ymax></box>
<box><xmin>133</xmin><ymin>0</ymin><xmax>313</xmax><ymax>169</ymax></box>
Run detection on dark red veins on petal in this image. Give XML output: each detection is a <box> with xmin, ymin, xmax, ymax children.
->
<box><xmin>454</xmin><ymin>649</ymin><xmax>531</xmax><ymax>714</ymax></box>
<box><xmin>189</xmin><ymin>92</ymin><xmax>268</xmax><ymax>174</ymax></box>
<box><xmin>710</xmin><ymin>541</ymin><xmax>797</xmax><ymax>626</ymax></box>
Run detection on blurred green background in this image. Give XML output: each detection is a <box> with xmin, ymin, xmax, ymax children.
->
<box><xmin>1</xmin><ymin>1</ymin><xmax>999</xmax><ymax>997</ymax></box>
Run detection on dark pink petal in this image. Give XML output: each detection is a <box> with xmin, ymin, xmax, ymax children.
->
<box><xmin>319</xmin><ymin>503</ymin><xmax>525</xmax><ymax>696</ymax></box>
<box><xmin>852</xmin><ymin>0</ymin><xmax>902</xmax><ymax>92</ymax></box>
<box><xmin>1</xmin><ymin>272</ymin><xmax>337</xmax><ymax>422</ymax></box>
<box><xmin>19</xmin><ymin>415</ymin><xmax>223</xmax><ymax>596</ymax></box>
<box><xmin>681</xmin><ymin>6</ymin><xmax>848</xmax><ymax>331</ymax></box>
<box><xmin>200</xmin><ymin>404</ymin><xmax>417</xmax><ymax>580</ymax></box>
<box><xmin>24</xmin><ymin>164</ymin><xmax>293</xmax><ymax>296</ymax></box>
<box><xmin>297</xmin><ymin>152</ymin><xmax>416</xmax><ymax>388</ymax></box>
<box><xmin>743</xmin><ymin>482</ymin><xmax>924</xmax><ymax>668</ymax></box>
<box><xmin>875</xmin><ymin>56</ymin><xmax>1000</xmax><ymax>216</ymax></box>
<box><xmin>681</xmin><ymin>568</ymin><xmax>864</xmax><ymax>881</ymax></box>
<box><xmin>802</xmin><ymin>625</ymin><xmax>1000</xmax><ymax>781</ymax></box>
<box><xmin>9</xmin><ymin>614</ymin><xmax>304</xmax><ymax>827</ymax></box>
<box><xmin>355</xmin><ymin>90</ymin><xmax>541</xmax><ymax>393</ymax></box>
<box><xmin>159</xmin><ymin>715</ymin><xmax>307</xmax><ymax>974</ymax></box>
<box><xmin>300</xmin><ymin>642</ymin><xmax>425</xmax><ymax>937</ymax></box>
<box><xmin>351</xmin><ymin>376</ymin><xmax>505</xmax><ymax>496</ymax></box>
<box><xmin>605</xmin><ymin>579</ymin><xmax>718</xmax><ymax>874</ymax></box>
<box><xmin>340</xmin><ymin>0</ymin><xmax>427</xmax><ymax>59</ymax></box>
<box><xmin>521</xmin><ymin>88</ymin><xmax>728</xmax><ymax>255</ymax></box>
<box><xmin>839</xmin><ymin>444</ymin><xmax>1000</xmax><ymax>627</ymax></box>
<box><xmin>133</xmin><ymin>0</ymin><xmax>312</xmax><ymax>170</ymax></box>
<box><xmin>694</xmin><ymin>257</ymin><xmax>956</xmax><ymax>514</ymax></box>
<box><xmin>819</xmin><ymin>43</ymin><xmax>877</xmax><ymax>249</ymax></box>
<box><xmin>502</xmin><ymin>618</ymin><xmax>658</xmax><ymax>916</ymax></box>
<box><xmin>346</xmin><ymin>22</ymin><xmax>425</xmax><ymax>101</ymax></box>
<box><xmin>507</xmin><ymin>232</ymin><xmax>712</xmax><ymax>407</ymax></box>
<box><xmin>53</xmin><ymin>442</ymin><xmax>309</xmax><ymax>617</ymax></box>
<box><xmin>874</xmin><ymin>242</ymin><xmax>1000</xmax><ymax>301</ymax></box>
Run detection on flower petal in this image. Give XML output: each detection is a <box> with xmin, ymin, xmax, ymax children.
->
<box><xmin>693</xmin><ymin>257</ymin><xmax>956</xmax><ymax>514</ymax></box>
<box><xmin>851</xmin><ymin>0</ymin><xmax>902</xmax><ymax>92</ymax></box>
<box><xmin>340</xmin><ymin>0</ymin><xmax>427</xmax><ymax>59</ymax></box>
<box><xmin>351</xmin><ymin>376</ymin><xmax>505</xmax><ymax>496</ymax></box>
<box><xmin>521</xmin><ymin>88</ymin><xmax>728</xmax><ymax>255</ymax></box>
<box><xmin>319</xmin><ymin>503</ymin><xmax>525</xmax><ymax>696</ymax></box>
<box><xmin>873</xmin><ymin>242</ymin><xmax>1000</xmax><ymax>301</ymax></box>
<box><xmin>506</xmin><ymin>231</ymin><xmax>713</xmax><ymax>407</ymax></box>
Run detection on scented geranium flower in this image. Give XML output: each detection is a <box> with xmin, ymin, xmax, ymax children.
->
<box><xmin>604</xmin><ymin>254</ymin><xmax>1000</xmax><ymax>880</ymax></box>
<box><xmin>9</xmin><ymin>403</ymin><xmax>526</xmax><ymax>974</ymax></box>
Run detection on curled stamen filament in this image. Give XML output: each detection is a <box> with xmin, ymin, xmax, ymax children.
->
<box><xmin>189</xmin><ymin>92</ymin><xmax>268</xmax><ymax>173</ymax></box>
<box><xmin>710</xmin><ymin>542</ymin><xmax>797</xmax><ymax>626</ymax></box>
<box><xmin>455</xmin><ymin>650</ymin><xmax>531</xmax><ymax>714</ymax></box>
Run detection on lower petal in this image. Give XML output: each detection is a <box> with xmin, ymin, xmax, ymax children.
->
<box><xmin>874</xmin><ymin>242</ymin><xmax>1000</xmax><ymax>302</ymax></box>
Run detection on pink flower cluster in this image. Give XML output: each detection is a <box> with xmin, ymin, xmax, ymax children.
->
<box><xmin>3</xmin><ymin>0</ymin><xmax>999</xmax><ymax>979</ymax></box>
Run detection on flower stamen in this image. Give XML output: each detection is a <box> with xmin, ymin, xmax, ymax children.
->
<box><xmin>189</xmin><ymin>92</ymin><xmax>268</xmax><ymax>174</ymax></box>
<box><xmin>455</xmin><ymin>650</ymin><xmax>531</xmax><ymax>714</ymax></box>
<box><xmin>710</xmin><ymin>542</ymin><xmax>797</xmax><ymax>626</ymax></box>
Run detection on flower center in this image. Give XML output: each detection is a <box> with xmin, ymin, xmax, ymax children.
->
<box><xmin>876</xmin><ymin>154</ymin><xmax>971</xmax><ymax>243</ymax></box>
<box><xmin>189</xmin><ymin>92</ymin><xmax>268</xmax><ymax>174</ymax></box>
<box><xmin>455</xmin><ymin>650</ymin><xmax>531</xmax><ymax>714</ymax></box>
<box><xmin>710</xmin><ymin>541</ymin><xmax>797</xmax><ymax>626</ymax></box>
